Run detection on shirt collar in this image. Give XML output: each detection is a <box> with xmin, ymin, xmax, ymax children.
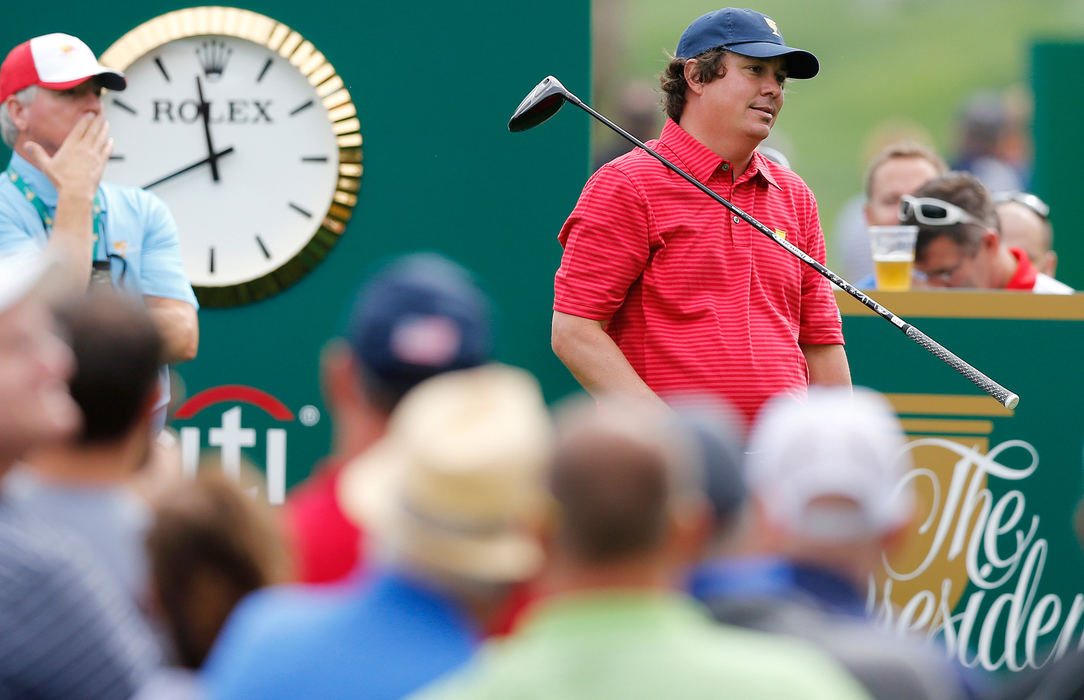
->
<box><xmin>8</xmin><ymin>152</ymin><xmax>107</xmax><ymax>212</ymax></box>
<box><xmin>744</xmin><ymin>151</ymin><xmax>782</xmax><ymax>190</ymax></box>
<box><xmin>657</xmin><ymin>120</ymin><xmax>782</xmax><ymax>190</ymax></box>
<box><xmin>1005</xmin><ymin>247</ymin><xmax>1038</xmax><ymax>291</ymax></box>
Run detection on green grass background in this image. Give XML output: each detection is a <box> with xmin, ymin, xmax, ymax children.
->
<box><xmin>595</xmin><ymin>0</ymin><xmax>1084</xmax><ymax>269</ymax></box>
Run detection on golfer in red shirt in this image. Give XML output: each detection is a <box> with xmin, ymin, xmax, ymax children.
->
<box><xmin>552</xmin><ymin>7</ymin><xmax>850</xmax><ymax>424</ymax></box>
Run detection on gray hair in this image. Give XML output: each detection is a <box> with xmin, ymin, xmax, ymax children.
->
<box><xmin>0</xmin><ymin>86</ymin><xmax>36</xmax><ymax>148</ymax></box>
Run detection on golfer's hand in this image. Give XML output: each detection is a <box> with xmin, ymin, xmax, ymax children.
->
<box><xmin>25</xmin><ymin>112</ymin><xmax>113</xmax><ymax>201</ymax></box>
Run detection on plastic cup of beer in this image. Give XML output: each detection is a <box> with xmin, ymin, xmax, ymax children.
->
<box><xmin>869</xmin><ymin>225</ymin><xmax>919</xmax><ymax>291</ymax></box>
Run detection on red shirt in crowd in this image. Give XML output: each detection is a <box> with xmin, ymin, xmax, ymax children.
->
<box><xmin>554</xmin><ymin>119</ymin><xmax>844</xmax><ymax>423</ymax></box>
<box><xmin>283</xmin><ymin>459</ymin><xmax>363</xmax><ymax>584</ymax></box>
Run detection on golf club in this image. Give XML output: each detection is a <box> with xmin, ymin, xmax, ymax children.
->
<box><xmin>509</xmin><ymin>75</ymin><xmax>1020</xmax><ymax>409</ymax></box>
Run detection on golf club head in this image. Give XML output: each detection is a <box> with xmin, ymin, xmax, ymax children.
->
<box><xmin>508</xmin><ymin>76</ymin><xmax>572</xmax><ymax>132</ymax></box>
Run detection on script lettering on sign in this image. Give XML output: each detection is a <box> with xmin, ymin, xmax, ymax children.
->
<box><xmin>872</xmin><ymin>438</ymin><xmax>1084</xmax><ymax>672</ymax></box>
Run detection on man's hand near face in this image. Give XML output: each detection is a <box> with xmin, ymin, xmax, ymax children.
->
<box><xmin>24</xmin><ymin>112</ymin><xmax>113</xmax><ymax>291</ymax></box>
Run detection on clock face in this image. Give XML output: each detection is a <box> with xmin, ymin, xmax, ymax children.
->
<box><xmin>99</xmin><ymin>8</ymin><xmax>362</xmax><ymax>306</ymax></box>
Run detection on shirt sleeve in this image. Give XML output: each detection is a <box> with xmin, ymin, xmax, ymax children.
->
<box><xmin>554</xmin><ymin>165</ymin><xmax>653</xmax><ymax>321</ymax></box>
<box><xmin>796</xmin><ymin>187</ymin><xmax>844</xmax><ymax>346</ymax></box>
<box><xmin>136</xmin><ymin>191</ymin><xmax>199</xmax><ymax>309</ymax></box>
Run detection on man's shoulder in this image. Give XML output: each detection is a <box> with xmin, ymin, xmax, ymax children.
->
<box><xmin>599</xmin><ymin>144</ymin><xmax>670</xmax><ymax>181</ymax></box>
<box><xmin>0</xmin><ymin>505</ymin><xmax>109</xmax><ymax>612</ymax></box>
<box><xmin>227</xmin><ymin>582</ymin><xmax>354</xmax><ymax>636</ymax></box>
<box><xmin>100</xmin><ymin>180</ymin><xmax>168</xmax><ymax>211</ymax></box>
<box><xmin>688</xmin><ymin>621</ymin><xmax>871</xmax><ymax>696</ymax></box>
<box><xmin>0</xmin><ymin>175</ymin><xmax>35</xmax><ymax>220</ymax></box>
<box><xmin>1034</xmin><ymin>273</ymin><xmax>1074</xmax><ymax>294</ymax></box>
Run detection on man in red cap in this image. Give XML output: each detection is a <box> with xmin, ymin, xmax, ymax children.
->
<box><xmin>551</xmin><ymin>8</ymin><xmax>849</xmax><ymax>426</ymax></box>
<box><xmin>0</xmin><ymin>33</ymin><xmax>199</xmax><ymax>428</ymax></box>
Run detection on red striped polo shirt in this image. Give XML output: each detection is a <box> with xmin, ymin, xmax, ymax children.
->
<box><xmin>554</xmin><ymin>119</ymin><xmax>844</xmax><ymax>423</ymax></box>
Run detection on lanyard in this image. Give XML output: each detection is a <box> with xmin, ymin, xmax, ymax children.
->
<box><xmin>4</xmin><ymin>166</ymin><xmax>105</xmax><ymax>260</ymax></box>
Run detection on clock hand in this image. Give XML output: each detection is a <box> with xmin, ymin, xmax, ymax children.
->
<box><xmin>143</xmin><ymin>147</ymin><xmax>236</xmax><ymax>189</ymax></box>
<box><xmin>195</xmin><ymin>75</ymin><xmax>221</xmax><ymax>182</ymax></box>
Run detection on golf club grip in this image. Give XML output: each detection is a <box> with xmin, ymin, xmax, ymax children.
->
<box><xmin>904</xmin><ymin>325</ymin><xmax>1019</xmax><ymax>409</ymax></box>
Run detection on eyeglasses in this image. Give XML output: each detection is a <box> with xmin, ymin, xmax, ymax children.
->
<box><xmin>900</xmin><ymin>195</ymin><xmax>986</xmax><ymax>228</ymax></box>
<box><xmin>992</xmin><ymin>191</ymin><xmax>1050</xmax><ymax>220</ymax></box>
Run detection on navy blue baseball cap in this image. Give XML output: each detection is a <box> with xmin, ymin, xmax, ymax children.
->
<box><xmin>347</xmin><ymin>253</ymin><xmax>493</xmax><ymax>403</ymax></box>
<box><xmin>676</xmin><ymin>8</ymin><xmax>819</xmax><ymax>79</ymax></box>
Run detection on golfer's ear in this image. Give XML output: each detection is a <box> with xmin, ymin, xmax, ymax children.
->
<box><xmin>684</xmin><ymin>60</ymin><xmax>705</xmax><ymax>95</ymax></box>
<box><xmin>982</xmin><ymin>229</ymin><xmax>1000</xmax><ymax>252</ymax></box>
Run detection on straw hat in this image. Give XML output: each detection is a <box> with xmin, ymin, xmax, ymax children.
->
<box><xmin>338</xmin><ymin>364</ymin><xmax>552</xmax><ymax>583</ymax></box>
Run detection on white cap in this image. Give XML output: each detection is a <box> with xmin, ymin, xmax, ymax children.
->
<box><xmin>0</xmin><ymin>33</ymin><xmax>126</xmax><ymax>102</ymax></box>
<box><xmin>746</xmin><ymin>386</ymin><xmax>914</xmax><ymax>540</ymax></box>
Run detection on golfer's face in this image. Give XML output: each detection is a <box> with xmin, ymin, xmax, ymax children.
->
<box><xmin>700</xmin><ymin>52</ymin><xmax>786</xmax><ymax>143</ymax></box>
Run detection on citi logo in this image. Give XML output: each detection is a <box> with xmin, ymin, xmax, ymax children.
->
<box><xmin>174</xmin><ymin>385</ymin><xmax>305</xmax><ymax>504</ymax></box>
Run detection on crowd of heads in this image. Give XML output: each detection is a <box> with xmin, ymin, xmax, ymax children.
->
<box><xmin>0</xmin><ymin>243</ymin><xmax>950</xmax><ymax>698</ymax></box>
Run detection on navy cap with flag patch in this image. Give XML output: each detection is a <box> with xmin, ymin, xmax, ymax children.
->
<box><xmin>676</xmin><ymin>8</ymin><xmax>819</xmax><ymax>79</ymax></box>
<box><xmin>347</xmin><ymin>253</ymin><xmax>493</xmax><ymax>406</ymax></box>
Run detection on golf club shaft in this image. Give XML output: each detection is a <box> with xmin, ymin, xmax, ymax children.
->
<box><xmin>561</xmin><ymin>91</ymin><xmax>1019</xmax><ymax>409</ymax></box>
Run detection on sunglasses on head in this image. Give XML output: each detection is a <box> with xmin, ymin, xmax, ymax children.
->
<box><xmin>993</xmin><ymin>191</ymin><xmax>1050</xmax><ymax>221</ymax></box>
<box><xmin>900</xmin><ymin>195</ymin><xmax>985</xmax><ymax>228</ymax></box>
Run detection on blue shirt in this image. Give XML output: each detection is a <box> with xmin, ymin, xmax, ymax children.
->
<box><xmin>688</xmin><ymin>556</ymin><xmax>869</xmax><ymax>619</ymax></box>
<box><xmin>202</xmin><ymin>570</ymin><xmax>480</xmax><ymax>700</ymax></box>
<box><xmin>0</xmin><ymin>153</ymin><xmax>198</xmax><ymax>305</ymax></box>
<box><xmin>0</xmin><ymin>153</ymin><xmax>198</xmax><ymax>420</ymax></box>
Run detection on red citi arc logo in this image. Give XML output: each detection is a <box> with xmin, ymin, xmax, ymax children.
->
<box><xmin>174</xmin><ymin>385</ymin><xmax>295</xmax><ymax>503</ymax></box>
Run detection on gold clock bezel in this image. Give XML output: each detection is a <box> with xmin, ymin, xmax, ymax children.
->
<box><xmin>100</xmin><ymin>6</ymin><xmax>362</xmax><ymax>308</ymax></box>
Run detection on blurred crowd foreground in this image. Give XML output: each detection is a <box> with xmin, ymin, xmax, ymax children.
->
<box><xmin>5</xmin><ymin>250</ymin><xmax>1084</xmax><ymax>698</ymax></box>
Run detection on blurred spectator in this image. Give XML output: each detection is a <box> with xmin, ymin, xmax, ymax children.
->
<box><xmin>5</xmin><ymin>291</ymin><xmax>162</xmax><ymax>615</ymax></box>
<box><xmin>903</xmin><ymin>172</ymin><xmax>1072</xmax><ymax>292</ymax></box>
<box><xmin>591</xmin><ymin>80</ymin><xmax>661</xmax><ymax>170</ymax></box>
<box><xmin>0</xmin><ymin>256</ymin><xmax>157</xmax><ymax>698</ymax></box>
<box><xmin>689</xmin><ymin>386</ymin><xmax>968</xmax><ymax>700</ymax></box>
<box><xmin>833</xmin><ymin>120</ymin><xmax>938</xmax><ymax>282</ymax></box>
<box><xmin>953</xmin><ymin>88</ymin><xmax>1031</xmax><ymax>193</ymax></box>
<box><xmin>146</xmin><ymin>469</ymin><xmax>288</xmax><ymax>669</ymax></box>
<box><xmin>284</xmin><ymin>253</ymin><xmax>493</xmax><ymax>584</ymax></box>
<box><xmin>416</xmin><ymin>396</ymin><xmax>869</xmax><ymax>700</ymax></box>
<box><xmin>202</xmin><ymin>364</ymin><xmax>552</xmax><ymax>700</ymax></box>
<box><xmin>848</xmin><ymin>141</ymin><xmax>947</xmax><ymax>289</ymax></box>
<box><xmin>865</xmin><ymin>142</ymin><xmax>948</xmax><ymax>230</ymax></box>
<box><xmin>0</xmin><ymin>33</ymin><xmax>200</xmax><ymax>432</ymax></box>
<box><xmin>668</xmin><ymin>396</ymin><xmax>747</xmax><ymax>545</ymax></box>
<box><xmin>994</xmin><ymin>191</ymin><xmax>1058</xmax><ymax>278</ymax></box>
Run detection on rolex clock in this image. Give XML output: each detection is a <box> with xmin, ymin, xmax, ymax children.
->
<box><xmin>99</xmin><ymin>7</ymin><xmax>362</xmax><ymax>306</ymax></box>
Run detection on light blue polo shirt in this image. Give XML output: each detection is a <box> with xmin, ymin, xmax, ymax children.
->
<box><xmin>0</xmin><ymin>152</ymin><xmax>199</xmax><ymax>423</ymax></box>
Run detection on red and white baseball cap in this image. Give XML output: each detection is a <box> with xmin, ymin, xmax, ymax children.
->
<box><xmin>0</xmin><ymin>33</ymin><xmax>125</xmax><ymax>103</ymax></box>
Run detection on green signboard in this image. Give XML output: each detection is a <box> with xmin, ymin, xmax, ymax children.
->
<box><xmin>1032</xmin><ymin>41</ymin><xmax>1084</xmax><ymax>291</ymax></box>
<box><xmin>2</xmin><ymin>1</ymin><xmax>590</xmax><ymax>498</ymax></box>
<box><xmin>840</xmin><ymin>290</ymin><xmax>1084</xmax><ymax>672</ymax></box>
